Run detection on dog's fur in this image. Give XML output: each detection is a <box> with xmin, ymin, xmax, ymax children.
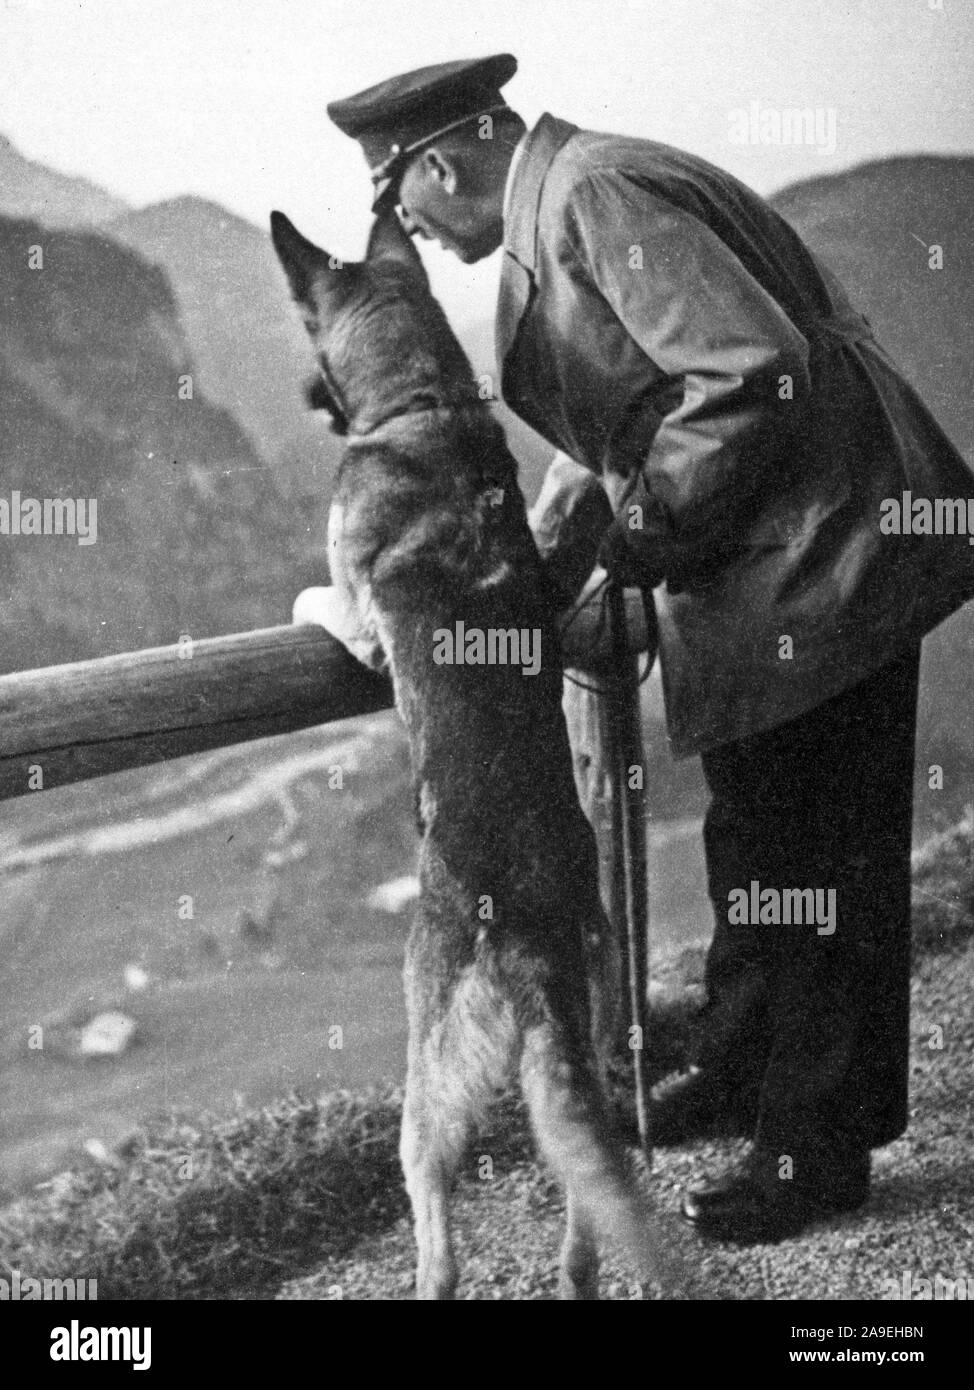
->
<box><xmin>270</xmin><ymin>209</ymin><xmax>689</xmax><ymax>1300</ymax></box>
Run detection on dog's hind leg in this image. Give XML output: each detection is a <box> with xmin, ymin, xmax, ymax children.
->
<box><xmin>519</xmin><ymin>1020</ymin><xmax>612</xmax><ymax>1299</ymax></box>
<box><xmin>400</xmin><ymin>958</ymin><xmax>518</xmax><ymax>1300</ymax></box>
<box><xmin>400</xmin><ymin>1056</ymin><xmax>465</xmax><ymax>1300</ymax></box>
<box><xmin>559</xmin><ymin>1191</ymin><xmax>600</xmax><ymax>1300</ymax></box>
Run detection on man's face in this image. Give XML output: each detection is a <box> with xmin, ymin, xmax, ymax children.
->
<box><xmin>396</xmin><ymin>147</ymin><xmax>505</xmax><ymax>264</ymax></box>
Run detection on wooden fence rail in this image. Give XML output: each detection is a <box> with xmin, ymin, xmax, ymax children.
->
<box><xmin>0</xmin><ymin>600</ymin><xmax>650</xmax><ymax>1020</ymax></box>
<box><xmin>0</xmin><ymin>591</ymin><xmax>646</xmax><ymax>804</ymax></box>
<box><xmin>0</xmin><ymin>625</ymin><xmax>394</xmax><ymax>803</ymax></box>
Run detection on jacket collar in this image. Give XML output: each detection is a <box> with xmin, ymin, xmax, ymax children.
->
<box><xmin>501</xmin><ymin>128</ymin><xmax>529</xmax><ymax>224</ymax></box>
<box><xmin>496</xmin><ymin>114</ymin><xmax>578</xmax><ymax>383</ymax></box>
<box><xmin>502</xmin><ymin>112</ymin><xmax>578</xmax><ymax>272</ymax></box>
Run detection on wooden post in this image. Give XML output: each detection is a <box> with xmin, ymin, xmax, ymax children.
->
<box><xmin>562</xmin><ymin>655</ymin><xmax>648</xmax><ymax>1022</ymax></box>
<box><xmin>563</xmin><ymin>676</ymin><xmax>621</xmax><ymax>946</ymax></box>
<box><xmin>561</xmin><ymin>587</ymin><xmax>649</xmax><ymax>1025</ymax></box>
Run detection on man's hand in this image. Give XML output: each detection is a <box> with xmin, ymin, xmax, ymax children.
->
<box><xmin>597</xmin><ymin>515</ymin><xmax>666</xmax><ymax>592</ymax></box>
<box><xmin>528</xmin><ymin>452</ymin><xmax>614</xmax><ymax>608</ymax></box>
<box><xmin>528</xmin><ymin>454</ymin><xmax>658</xmax><ymax>673</ymax></box>
<box><xmin>557</xmin><ymin>566</ymin><xmax>658</xmax><ymax>674</ymax></box>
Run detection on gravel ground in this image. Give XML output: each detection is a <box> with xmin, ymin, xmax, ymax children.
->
<box><xmin>278</xmin><ymin>938</ymin><xmax>974</xmax><ymax>1301</ymax></box>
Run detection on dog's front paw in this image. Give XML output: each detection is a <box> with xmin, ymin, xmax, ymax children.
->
<box><xmin>292</xmin><ymin>586</ymin><xmax>387</xmax><ymax>671</ymax></box>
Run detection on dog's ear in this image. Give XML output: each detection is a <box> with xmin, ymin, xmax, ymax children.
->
<box><xmin>270</xmin><ymin>211</ymin><xmax>351</xmax><ymax>308</ymax></box>
<box><xmin>366</xmin><ymin>210</ymin><xmax>429</xmax><ymax>285</ymax></box>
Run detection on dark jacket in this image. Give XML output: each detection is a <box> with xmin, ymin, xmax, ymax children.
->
<box><xmin>497</xmin><ymin>114</ymin><xmax>974</xmax><ymax>756</ymax></box>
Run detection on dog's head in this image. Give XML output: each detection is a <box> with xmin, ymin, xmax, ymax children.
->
<box><xmin>270</xmin><ymin>209</ymin><xmax>475</xmax><ymax>435</ymax></box>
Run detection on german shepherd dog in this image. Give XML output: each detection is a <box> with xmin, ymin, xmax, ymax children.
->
<box><xmin>270</xmin><ymin>208</ymin><xmax>689</xmax><ymax>1300</ymax></box>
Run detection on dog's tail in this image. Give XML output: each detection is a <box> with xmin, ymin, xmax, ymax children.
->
<box><xmin>519</xmin><ymin>1021</ymin><xmax>693</xmax><ymax>1298</ymax></box>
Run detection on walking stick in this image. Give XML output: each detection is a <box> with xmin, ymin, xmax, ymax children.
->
<box><xmin>605</xmin><ymin>580</ymin><xmax>652</xmax><ymax>1164</ymax></box>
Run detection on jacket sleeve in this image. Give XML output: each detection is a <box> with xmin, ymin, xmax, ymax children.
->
<box><xmin>564</xmin><ymin>169</ymin><xmax>813</xmax><ymax>587</ymax></box>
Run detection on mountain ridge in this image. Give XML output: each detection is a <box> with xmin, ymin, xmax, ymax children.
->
<box><xmin>0</xmin><ymin>134</ymin><xmax>130</xmax><ymax>227</ymax></box>
<box><xmin>0</xmin><ymin>214</ymin><xmax>307</xmax><ymax>674</ymax></box>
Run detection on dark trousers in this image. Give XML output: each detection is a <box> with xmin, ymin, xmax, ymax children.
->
<box><xmin>694</xmin><ymin>643</ymin><xmax>921</xmax><ymax>1158</ymax></box>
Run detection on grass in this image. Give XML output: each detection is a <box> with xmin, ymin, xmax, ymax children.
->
<box><xmin>0</xmin><ymin>1089</ymin><xmax>405</xmax><ymax>1299</ymax></box>
<box><xmin>2</xmin><ymin>815</ymin><xmax>972</xmax><ymax>1301</ymax></box>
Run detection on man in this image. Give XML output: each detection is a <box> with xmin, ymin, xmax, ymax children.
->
<box><xmin>317</xmin><ymin>54</ymin><xmax>974</xmax><ymax>1241</ymax></box>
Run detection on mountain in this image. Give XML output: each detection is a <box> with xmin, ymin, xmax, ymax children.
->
<box><xmin>0</xmin><ymin>215</ymin><xmax>308</xmax><ymax>673</ymax></box>
<box><xmin>0</xmin><ymin>134</ymin><xmax>129</xmax><ymax>227</ymax></box>
<box><xmin>771</xmin><ymin>155</ymin><xmax>974</xmax><ymax>461</ymax></box>
<box><xmin>102</xmin><ymin>197</ymin><xmax>327</xmax><ymax>487</ymax></box>
<box><xmin>771</xmin><ymin>155</ymin><xmax>974</xmax><ymax>827</ymax></box>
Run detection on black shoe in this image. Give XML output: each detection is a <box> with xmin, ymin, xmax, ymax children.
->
<box><xmin>681</xmin><ymin>1145</ymin><xmax>870</xmax><ymax>1243</ymax></box>
<box><xmin>650</xmin><ymin>1066</ymin><xmax>759</xmax><ymax>1144</ymax></box>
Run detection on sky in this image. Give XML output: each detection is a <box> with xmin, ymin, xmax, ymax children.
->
<box><xmin>2</xmin><ymin>0</ymin><xmax>972</xmax><ymax>317</ymax></box>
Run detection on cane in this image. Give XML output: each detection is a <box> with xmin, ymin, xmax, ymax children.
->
<box><xmin>605</xmin><ymin>579</ymin><xmax>652</xmax><ymax>1165</ymax></box>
